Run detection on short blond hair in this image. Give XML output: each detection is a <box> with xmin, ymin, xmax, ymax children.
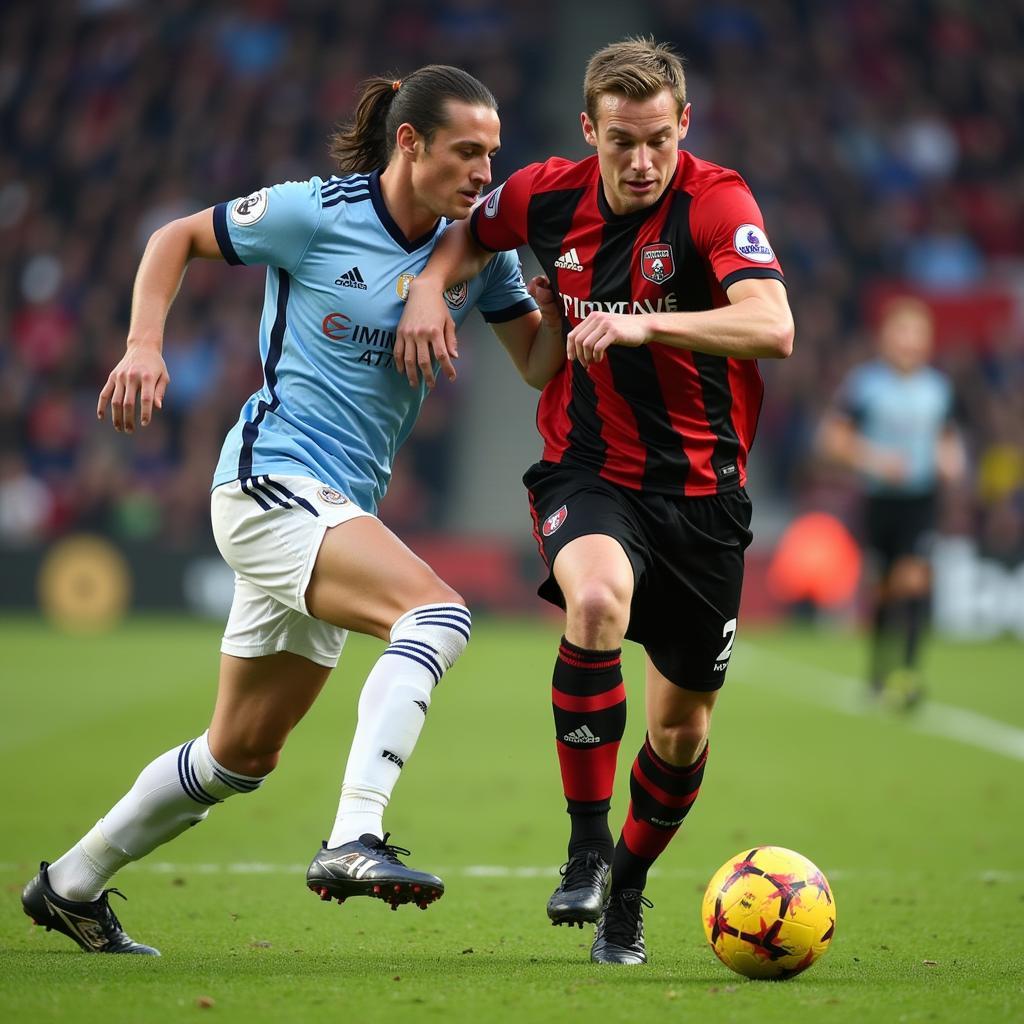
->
<box><xmin>584</xmin><ymin>36</ymin><xmax>687</xmax><ymax>122</ymax></box>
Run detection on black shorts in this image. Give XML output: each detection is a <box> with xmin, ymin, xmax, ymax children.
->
<box><xmin>864</xmin><ymin>492</ymin><xmax>937</xmax><ymax>570</ymax></box>
<box><xmin>524</xmin><ymin>461</ymin><xmax>753</xmax><ymax>692</ymax></box>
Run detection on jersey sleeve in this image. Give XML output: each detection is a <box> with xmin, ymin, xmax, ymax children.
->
<box><xmin>475</xmin><ymin>250</ymin><xmax>538</xmax><ymax>324</ymax></box>
<box><xmin>213</xmin><ymin>179</ymin><xmax>323</xmax><ymax>272</ymax></box>
<box><xmin>690</xmin><ymin>177</ymin><xmax>785</xmax><ymax>291</ymax></box>
<box><xmin>836</xmin><ymin>367</ymin><xmax>869</xmax><ymax>425</ymax></box>
<box><xmin>469</xmin><ymin>163</ymin><xmax>542</xmax><ymax>252</ymax></box>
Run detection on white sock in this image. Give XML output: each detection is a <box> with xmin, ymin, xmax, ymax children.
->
<box><xmin>47</xmin><ymin>731</ymin><xmax>265</xmax><ymax>901</ymax></box>
<box><xmin>328</xmin><ymin>603</ymin><xmax>471</xmax><ymax>848</ymax></box>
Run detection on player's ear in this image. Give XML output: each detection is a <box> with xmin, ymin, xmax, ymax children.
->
<box><xmin>678</xmin><ymin>102</ymin><xmax>692</xmax><ymax>141</ymax></box>
<box><xmin>395</xmin><ymin>122</ymin><xmax>420</xmax><ymax>161</ymax></box>
<box><xmin>581</xmin><ymin>111</ymin><xmax>597</xmax><ymax>149</ymax></box>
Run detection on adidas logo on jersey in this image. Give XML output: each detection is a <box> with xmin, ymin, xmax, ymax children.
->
<box><xmin>553</xmin><ymin>247</ymin><xmax>584</xmax><ymax>272</ymax></box>
<box><xmin>563</xmin><ymin>724</ymin><xmax>601</xmax><ymax>744</ymax></box>
<box><xmin>336</xmin><ymin>266</ymin><xmax>368</xmax><ymax>290</ymax></box>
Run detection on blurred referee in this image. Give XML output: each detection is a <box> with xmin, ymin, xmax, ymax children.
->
<box><xmin>820</xmin><ymin>298</ymin><xmax>965</xmax><ymax>707</ymax></box>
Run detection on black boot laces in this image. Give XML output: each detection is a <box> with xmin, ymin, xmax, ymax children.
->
<box><xmin>560</xmin><ymin>850</ymin><xmax>604</xmax><ymax>891</ymax></box>
<box><xmin>368</xmin><ymin>833</ymin><xmax>411</xmax><ymax>865</ymax></box>
<box><xmin>97</xmin><ymin>888</ymin><xmax>129</xmax><ymax>935</ymax></box>
<box><xmin>603</xmin><ymin>890</ymin><xmax>653</xmax><ymax>947</ymax></box>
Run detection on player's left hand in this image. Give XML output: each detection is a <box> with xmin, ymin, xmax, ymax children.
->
<box><xmin>567</xmin><ymin>312</ymin><xmax>650</xmax><ymax>367</ymax></box>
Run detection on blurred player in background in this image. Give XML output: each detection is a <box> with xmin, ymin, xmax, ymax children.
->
<box><xmin>22</xmin><ymin>65</ymin><xmax>563</xmax><ymax>956</ymax></box>
<box><xmin>819</xmin><ymin>298</ymin><xmax>965</xmax><ymax>707</ymax></box>
<box><xmin>397</xmin><ymin>38</ymin><xmax>793</xmax><ymax>964</ymax></box>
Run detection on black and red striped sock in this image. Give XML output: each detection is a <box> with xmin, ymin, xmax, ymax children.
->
<box><xmin>552</xmin><ymin>637</ymin><xmax>626</xmax><ymax>862</ymax></box>
<box><xmin>612</xmin><ymin>735</ymin><xmax>708</xmax><ymax>894</ymax></box>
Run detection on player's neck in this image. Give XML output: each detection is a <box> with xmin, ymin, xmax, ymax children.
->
<box><xmin>378</xmin><ymin>165</ymin><xmax>441</xmax><ymax>244</ymax></box>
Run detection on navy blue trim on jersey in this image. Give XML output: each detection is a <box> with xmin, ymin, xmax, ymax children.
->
<box><xmin>213</xmin><ymin>203</ymin><xmax>243</xmax><ymax>266</ymax></box>
<box><xmin>321</xmin><ymin>175</ymin><xmax>370</xmax><ymax>199</ymax></box>
<box><xmin>469</xmin><ymin>206</ymin><xmax>500</xmax><ymax>252</ymax></box>
<box><xmin>369</xmin><ymin>170</ymin><xmax>440</xmax><ymax>252</ymax></box>
<box><xmin>719</xmin><ymin>267</ymin><xmax>786</xmax><ymax>291</ymax></box>
<box><xmin>323</xmin><ymin>194</ymin><xmax>372</xmax><ymax>209</ymax></box>
<box><xmin>482</xmin><ymin>297</ymin><xmax>538</xmax><ymax>324</ymax></box>
<box><xmin>238</xmin><ymin>270</ymin><xmax>290</xmax><ymax>479</ymax></box>
<box><xmin>261</xmin><ymin>476</ymin><xmax>320</xmax><ymax>517</ymax></box>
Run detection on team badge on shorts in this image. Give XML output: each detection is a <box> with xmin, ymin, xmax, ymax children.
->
<box><xmin>542</xmin><ymin>504</ymin><xmax>568</xmax><ymax>537</ymax></box>
<box><xmin>640</xmin><ymin>243</ymin><xmax>675</xmax><ymax>284</ymax></box>
<box><xmin>444</xmin><ymin>281</ymin><xmax>468</xmax><ymax>309</ymax></box>
<box><xmin>317</xmin><ymin>487</ymin><xmax>348</xmax><ymax>505</ymax></box>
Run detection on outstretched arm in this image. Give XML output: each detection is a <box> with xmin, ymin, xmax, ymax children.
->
<box><xmin>394</xmin><ymin>219</ymin><xmax>496</xmax><ymax>388</ymax></box>
<box><xmin>97</xmin><ymin>209</ymin><xmax>222</xmax><ymax>432</ymax></box>
<box><xmin>568</xmin><ymin>278</ymin><xmax>794</xmax><ymax>366</ymax></box>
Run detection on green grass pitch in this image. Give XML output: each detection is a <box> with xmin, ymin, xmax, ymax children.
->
<box><xmin>1</xmin><ymin>616</ymin><xmax>1022</xmax><ymax>1023</ymax></box>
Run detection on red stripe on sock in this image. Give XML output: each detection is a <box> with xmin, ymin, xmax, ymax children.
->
<box><xmin>621</xmin><ymin>804</ymin><xmax>676</xmax><ymax>860</ymax></box>
<box><xmin>630</xmin><ymin>761</ymin><xmax>701</xmax><ymax>809</ymax></box>
<box><xmin>556</xmin><ymin>740</ymin><xmax>621</xmax><ymax>802</ymax></box>
<box><xmin>552</xmin><ymin>682</ymin><xmax>626</xmax><ymax>713</ymax></box>
<box><xmin>644</xmin><ymin>736</ymin><xmax>708</xmax><ymax>776</ymax></box>
<box><xmin>558</xmin><ymin>646</ymin><xmax>621</xmax><ymax>671</ymax></box>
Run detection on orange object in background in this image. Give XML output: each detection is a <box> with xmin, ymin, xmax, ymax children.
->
<box><xmin>767</xmin><ymin>513</ymin><xmax>862</xmax><ymax>608</ymax></box>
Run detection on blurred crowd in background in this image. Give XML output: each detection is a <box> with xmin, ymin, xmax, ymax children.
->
<box><xmin>2</xmin><ymin>0</ymin><xmax>1023</xmax><ymax>569</ymax></box>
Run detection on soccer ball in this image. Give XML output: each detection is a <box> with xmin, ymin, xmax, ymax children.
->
<box><xmin>701</xmin><ymin>845</ymin><xmax>836</xmax><ymax>980</ymax></box>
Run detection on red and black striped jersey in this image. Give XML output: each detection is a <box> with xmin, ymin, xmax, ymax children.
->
<box><xmin>470</xmin><ymin>151</ymin><xmax>785</xmax><ymax>496</ymax></box>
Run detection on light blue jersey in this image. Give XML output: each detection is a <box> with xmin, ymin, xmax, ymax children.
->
<box><xmin>210</xmin><ymin>170</ymin><xmax>535</xmax><ymax>513</ymax></box>
<box><xmin>839</xmin><ymin>359</ymin><xmax>954</xmax><ymax>495</ymax></box>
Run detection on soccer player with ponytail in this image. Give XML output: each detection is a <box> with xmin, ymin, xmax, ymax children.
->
<box><xmin>23</xmin><ymin>65</ymin><xmax>563</xmax><ymax>955</ymax></box>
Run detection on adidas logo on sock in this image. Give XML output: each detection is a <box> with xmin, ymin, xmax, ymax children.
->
<box><xmin>553</xmin><ymin>247</ymin><xmax>584</xmax><ymax>272</ymax></box>
<box><xmin>336</xmin><ymin>266</ymin><xmax>368</xmax><ymax>289</ymax></box>
<box><xmin>414</xmin><ymin>700</ymin><xmax>428</xmax><ymax>716</ymax></box>
<box><xmin>563</xmin><ymin>724</ymin><xmax>601</xmax><ymax>744</ymax></box>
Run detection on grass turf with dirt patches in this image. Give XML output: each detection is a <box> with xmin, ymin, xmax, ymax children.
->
<box><xmin>1</xmin><ymin>616</ymin><xmax>1021</xmax><ymax>1023</ymax></box>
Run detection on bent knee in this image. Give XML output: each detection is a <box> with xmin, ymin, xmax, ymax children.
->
<box><xmin>649</xmin><ymin>715</ymin><xmax>711</xmax><ymax>767</ymax></box>
<box><xmin>565</xmin><ymin>581</ymin><xmax>630</xmax><ymax>645</ymax></box>
<box><xmin>211</xmin><ymin>737</ymin><xmax>282</xmax><ymax>778</ymax></box>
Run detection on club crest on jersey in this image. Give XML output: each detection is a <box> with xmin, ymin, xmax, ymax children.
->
<box><xmin>733</xmin><ymin>224</ymin><xmax>775</xmax><ymax>263</ymax></box>
<box><xmin>230</xmin><ymin>188</ymin><xmax>268</xmax><ymax>226</ymax></box>
<box><xmin>317</xmin><ymin>486</ymin><xmax>348</xmax><ymax>505</ymax></box>
<box><xmin>396</xmin><ymin>273</ymin><xmax>415</xmax><ymax>301</ymax></box>
<box><xmin>444</xmin><ymin>281</ymin><xmax>468</xmax><ymax>310</ymax></box>
<box><xmin>542</xmin><ymin>505</ymin><xmax>568</xmax><ymax>537</ymax></box>
<box><xmin>640</xmin><ymin>244</ymin><xmax>675</xmax><ymax>284</ymax></box>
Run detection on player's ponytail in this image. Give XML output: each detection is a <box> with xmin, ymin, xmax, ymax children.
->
<box><xmin>329</xmin><ymin>65</ymin><xmax>497</xmax><ymax>174</ymax></box>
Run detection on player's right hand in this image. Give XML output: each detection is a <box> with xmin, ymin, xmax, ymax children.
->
<box><xmin>394</xmin><ymin>282</ymin><xmax>458</xmax><ymax>389</ymax></box>
<box><xmin>526</xmin><ymin>275</ymin><xmax>561</xmax><ymax>325</ymax></box>
<box><xmin>97</xmin><ymin>342</ymin><xmax>170</xmax><ymax>433</ymax></box>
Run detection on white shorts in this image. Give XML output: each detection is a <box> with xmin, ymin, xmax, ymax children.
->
<box><xmin>210</xmin><ymin>475</ymin><xmax>373</xmax><ymax>668</ymax></box>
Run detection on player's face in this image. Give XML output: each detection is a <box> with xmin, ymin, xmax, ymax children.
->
<box><xmin>582</xmin><ymin>88</ymin><xmax>689</xmax><ymax>216</ymax></box>
<box><xmin>413</xmin><ymin>101</ymin><xmax>500</xmax><ymax>221</ymax></box>
<box><xmin>880</xmin><ymin>307</ymin><xmax>934</xmax><ymax>373</ymax></box>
